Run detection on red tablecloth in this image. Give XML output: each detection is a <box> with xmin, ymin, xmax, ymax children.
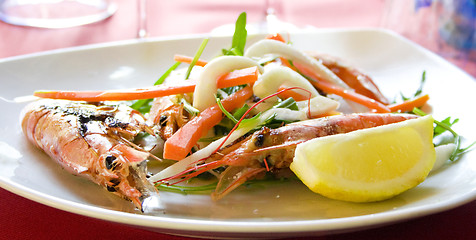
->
<box><xmin>1</xmin><ymin>1</ymin><xmax>475</xmax><ymax>239</ymax></box>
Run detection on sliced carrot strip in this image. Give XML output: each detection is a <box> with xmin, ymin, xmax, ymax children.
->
<box><xmin>290</xmin><ymin>61</ymin><xmax>391</xmax><ymax>113</ymax></box>
<box><xmin>277</xmin><ymin>85</ymin><xmax>309</xmax><ymax>101</ymax></box>
<box><xmin>163</xmin><ymin>86</ymin><xmax>253</xmax><ymax>161</ymax></box>
<box><xmin>34</xmin><ymin>83</ymin><xmax>197</xmax><ymax>102</ymax></box>
<box><xmin>279</xmin><ymin>57</ymin><xmax>298</xmax><ymax>71</ymax></box>
<box><xmin>265</xmin><ymin>33</ymin><xmax>286</xmax><ymax>43</ymax></box>
<box><xmin>217</xmin><ymin>66</ymin><xmax>259</xmax><ymax>87</ymax></box>
<box><xmin>173</xmin><ymin>54</ymin><xmax>208</xmax><ymax>67</ymax></box>
<box><xmin>34</xmin><ymin>66</ymin><xmax>258</xmax><ymax>101</ymax></box>
<box><xmin>309</xmin><ymin>80</ymin><xmax>391</xmax><ymax>113</ymax></box>
<box><xmin>388</xmin><ymin>94</ymin><xmax>430</xmax><ymax>113</ymax></box>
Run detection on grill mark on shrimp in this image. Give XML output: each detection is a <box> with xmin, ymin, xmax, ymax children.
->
<box><xmin>21</xmin><ymin>99</ymin><xmax>162</xmax><ymax>212</ymax></box>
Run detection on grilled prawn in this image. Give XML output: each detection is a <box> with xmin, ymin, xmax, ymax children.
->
<box><xmin>162</xmin><ymin>113</ymin><xmax>417</xmax><ymax>200</ymax></box>
<box><xmin>21</xmin><ymin>99</ymin><xmax>163</xmax><ymax>213</ymax></box>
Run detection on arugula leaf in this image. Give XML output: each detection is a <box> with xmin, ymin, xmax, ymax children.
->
<box><xmin>215</xmin><ymin>95</ymin><xmax>239</xmax><ymax>124</ymax></box>
<box><xmin>156</xmin><ymin>182</ymin><xmax>217</xmax><ymax>194</ymax></box>
<box><xmin>222</xmin><ymin>12</ymin><xmax>247</xmax><ymax>56</ymax></box>
<box><xmin>233</xmin><ymin>104</ymin><xmax>250</xmax><ymax>119</ymax></box>
<box><xmin>156</xmin><ymin>176</ymin><xmax>294</xmax><ymax>194</ymax></box>
<box><xmin>413</xmin><ymin>108</ymin><xmax>475</xmax><ymax>161</ymax></box>
<box><xmin>413</xmin><ymin>71</ymin><xmax>426</xmax><ymax>97</ymax></box>
<box><xmin>130</xmin><ymin>98</ymin><xmax>154</xmax><ymax>114</ymax></box>
<box><xmin>273</xmin><ymin>97</ymin><xmax>299</xmax><ymax>111</ymax></box>
<box><xmin>259</xmin><ymin>113</ymin><xmax>295</xmax><ymax>129</ymax></box>
<box><xmin>400</xmin><ymin>71</ymin><xmax>426</xmax><ymax>101</ymax></box>
<box><xmin>155</xmin><ymin>61</ymin><xmax>181</xmax><ymax>85</ymax></box>
<box><xmin>185</xmin><ymin>38</ymin><xmax>209</xmax><ymax>80</ymax></box>
<box><xmin>216</xmin><ymin>85</ymin><xmax>247</xmax><ymax>100</ymax></box>
<box><xmin>434</xmin><ymin>116</ymin><xmax>459</xmax><ymax>137</ymax></box>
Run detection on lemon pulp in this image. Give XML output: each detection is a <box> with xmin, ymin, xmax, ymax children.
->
<box><xmin>290</xmin><ymin>115</ymin><xmax>436</xmax><ymax>202</ymax></box>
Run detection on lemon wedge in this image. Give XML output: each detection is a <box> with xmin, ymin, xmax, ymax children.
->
<box><xmin>290</xmin><ymin>115</ymin><xmax>436</xmax><ymax>202</ymax></box>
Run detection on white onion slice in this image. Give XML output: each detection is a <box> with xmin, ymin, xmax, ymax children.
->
<box><xmin>431</xmin><ymin>144</ymin><xmax>456</xmax><ymax>172</ymax></box>
<box><xmin>296</xmin><ymin>95</ymin><xmax>340</xmax><ymax>117</ymax></box>
<box><xmin>192</xmin><ymin>56</ymin><xmax>262</xmax><ymax>111</ymax></box>
<box><xmin>245</xmin><ymin>39</ymin><xmax>349</xmax><ymax>88</ymax></box>
<box><xmin>253</xmin><ymin>66</ymin><xmax>319</xmax><ymax>103</ymax></box>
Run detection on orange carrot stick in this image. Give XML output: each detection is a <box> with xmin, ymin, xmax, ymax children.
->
<box><xmin>173</xmin><ymin>54</ymin><xmax>208</xmax><ymax>67</ymax></box>
<box><xmin>388</xmin><ymin>94</ymin><xmax>430</xmax><ymax>113</ymax></box>
<box><xmin>289</xmin><ymin>62</ymin><xmax>391</xmax><ymax>113</ymax></box>
<box><xmin>277</xmin><ymin>85</ymin><xmax>309</xmax><ymax>101</ymax></box>
<box><xmin>265</xmin><ymin>33</ymin><xmax>286</xmax><ymax>43</ymax></box>
<box><xmin>163</xmin><ymin>86</ymin><xmax>253</xmax><ymax>161</ymax></box>
<box><xmin>34</xmin><ymin>66</ymin><xmax>258</xmax><ymax>101</ymax></box>
<box><xmin>309</xmin><ymin>80</ymin><xmax>391</xmax><ymax>113</ymax></box>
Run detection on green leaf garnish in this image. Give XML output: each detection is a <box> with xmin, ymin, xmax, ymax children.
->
<box><xmin>273</xmin><ymin>97</ymin><xmax>299</xmax><ymax>111</ymax></box>
<box><xmin>222</xmin><ymin>12</ymin><xmax>247</xmax><ymax>56</ymax></box>
<box><xmin>130</xmin><ymin>98</ymin><xmax>154</xmax><ymax>114</ymax></box>
<box><xmin>434</xmin><ymin>116</ymin><xmax>459</xmax><ymax>137</ymax></box>
<box><xmin>233</xmin><ymin>104</ymin><xmax>250</xmax><ymax>120</ymax></box>
<box><xmin>400</xmin><ymin>71</ymin><xmax>426</xmax><ymax>101</ymax></box>
<box><xmin>156</xmin><ymin>182</ymin><xmax>217</xmax><ymax>194</ymax></box>
<box><xmin>185</xmin><ymin>38</ymin><xmax>209</xmax><ymax>80</ymax></box>
<box><xmin>413</xmin><ymin>70</ymin><xmax>426</xmax><ymax>97</ymax></box>
<box><xmin>215</xmin><ymin>95</ymin><xmax>239</xmax><ymax>124</ymax></box>
<box><xmin>413</xmin><ymin>108</ymin><xmax>475</xmax><ymax>161</ymax></box>
<box><xmin>156</xmin><ymin>61</ymin><xmax>181</xmax><ymax>85</ymax></box>
<box><xmin>156</xmin><ymin>177</ymin><xmax>294</xmax><ymax>195</ymax></box>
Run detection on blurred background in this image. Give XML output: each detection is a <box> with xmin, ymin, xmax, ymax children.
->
<box><xmin>1</xmin><ymin>0</ymin><xmax>474</xmax><ymax>77</ymax></box>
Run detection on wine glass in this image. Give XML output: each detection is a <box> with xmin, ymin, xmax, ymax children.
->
<box><xmin>211</xmin><ymin>0</ymin><xmax>298</xmax><ymax>36</ymax></box>
<box><xmin>137</xmin><ymin>0</ymin><xmax>147</xmax><ymax>38</ymax></box>
<box><xmin>0</xmin><ymin>0</ymin><xmax>117</xmax><ymax>28</ymax></box>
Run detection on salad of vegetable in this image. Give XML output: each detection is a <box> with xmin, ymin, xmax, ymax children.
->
<box><xmin>23</xmin><ymin>12</ymin><xmax>474</xmax><ymax>212</ymax></box>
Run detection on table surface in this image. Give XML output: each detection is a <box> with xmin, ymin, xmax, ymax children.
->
<box><xmin>1</xmin><ymin>1</ymin><xmax>475</xmax><ymax>239</ymax></box>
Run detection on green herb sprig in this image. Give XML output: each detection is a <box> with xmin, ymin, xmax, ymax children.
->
<box><xmin>399</xmin><ymin>71</ymin><xmax>426</xmax><ymax>102</ymax></box>
<box><xmin>185</xmin><ymin>38</ymin><xmax>209</xmax><ymax>80</ymax></box>
<box><xmin>222</xmin><ymin>12</ymin><xmax>247</xmax><ymax>56</ymax></box>
<box><xmin>413</xmin><ymin>108</ymin><xmax>475</xmax><ymax>161</ymax></box>
<box><xmin>156</xmin><ymin>182</ymin><xmax>217</xmax><ymax>195</ymax></box>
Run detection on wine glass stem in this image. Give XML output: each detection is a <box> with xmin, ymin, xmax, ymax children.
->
<box><xmin>137</xmin><ymin>0</ymin><xmax>147</xmax><ymax>38</ymax></box>
<box><xmin>265</xmin><ymin>0</ymin><xmax>280</xmax><ymax>33</ymax></box>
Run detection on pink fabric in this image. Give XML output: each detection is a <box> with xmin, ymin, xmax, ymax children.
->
<box><xmin>1</xmin><ymin>1</ymin><xmax>475</xmax><ymax>239</ymax></box>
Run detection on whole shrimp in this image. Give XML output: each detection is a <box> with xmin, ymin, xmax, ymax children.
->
<box><xmin>21</xmin><ymin>99</ymin><xmax>163</xmax><ymax>213</ymax></box>
<box><xmin>161</xmin><ymin>113</ymin><xmax>417</xmax><ymax>200</ymax></box>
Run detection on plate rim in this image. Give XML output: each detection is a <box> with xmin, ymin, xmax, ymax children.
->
<box><xmin>2</xmin><ymin>177</ymin><xmax>476</xmax><ymax>234</ymax></box>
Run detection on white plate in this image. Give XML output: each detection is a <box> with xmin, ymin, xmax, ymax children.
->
<box><xmin>1</xmin><ymin>29</ymin><xmax>476</xmax><ymax>239</ymax></box>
